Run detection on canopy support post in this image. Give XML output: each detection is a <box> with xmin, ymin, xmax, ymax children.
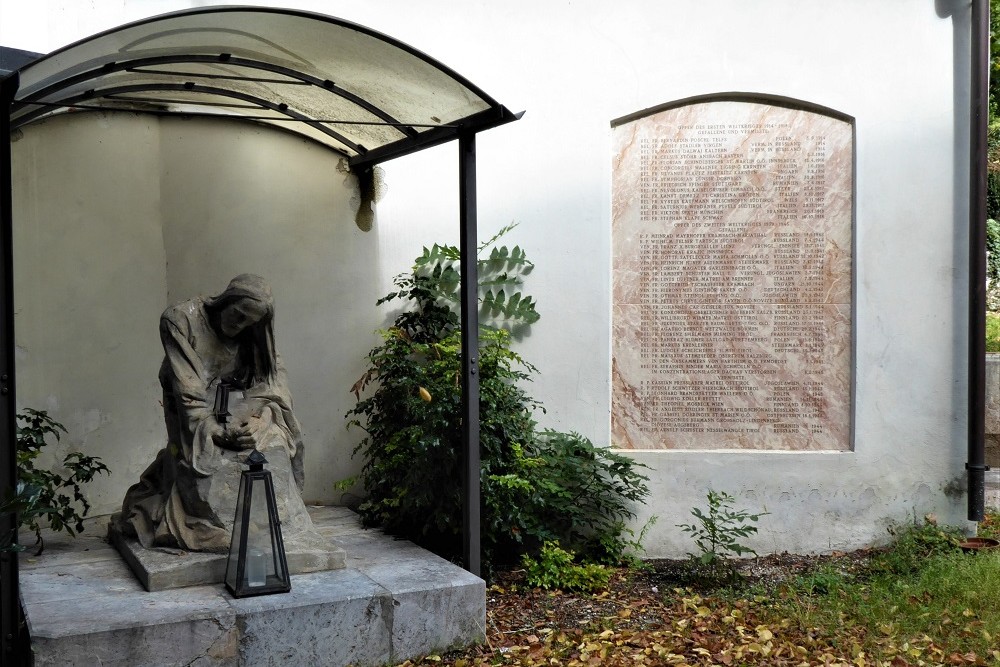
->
<box><xmin>0</xmin><ymin>72</ymin><xmax>21</xmax><ymax>664</ymax></box>
<box><xmin>459</xmin><ymin>132</ymin><xmax>481</xmax><ymax>577</ymax></box>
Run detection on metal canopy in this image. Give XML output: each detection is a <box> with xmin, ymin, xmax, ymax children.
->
<box><xmin>2</xmin><ymin>8</ymin><xmax>520</xmax><ymax>660</ymax></box>
<box><xmin>7</xmin><ymin>6</ymin><xmax>520</xmax><ymax>169</ymax></box>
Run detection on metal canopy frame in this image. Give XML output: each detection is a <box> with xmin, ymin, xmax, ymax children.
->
<box><xmin>0</xmin><ymin>8</ymin><xmax>520</xmax><ymax>661</ymax></box>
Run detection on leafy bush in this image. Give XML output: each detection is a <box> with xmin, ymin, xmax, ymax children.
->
<box><xmin>483</xmin><ymin>430</ymin><xmax>651</xmax><ymax>566</ymax></box>
<box><xmin>0</xmin><ymin>482</ymin><xmax>50</xmax><ymax>553</ymax></box>
<box><xmin>349</xmin><ymin>323</ymin><xmax>539</xmax><ymax>562</ymax></box>
<box><xmin>347</xmin><ymin>231</ymin><xmax>649</xmax><ymax>574</ymax></box>
<box><xmin>988</xmin><ymin>311</ymin><xmax>1000</xmax><ymax>352</ymax></box>
<box><xmin>5</xmin><ymin>409</ymin><xmax>109</xmax><ymax>554</ymax></box>
<box><xmin>987</xmin><ymin>219</ymin><xmax>1000</xmax><ymax>312</ymax></box>
<box><xmin>521</xmin><ymin>541</ymin><xmax>612</xmax><ymax>592</ymax></box>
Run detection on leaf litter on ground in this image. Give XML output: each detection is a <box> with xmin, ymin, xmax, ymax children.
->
<box><xmin>395</xmin><ymin>549</ymin><xmax>1000</xmax><ymax>667</ymax></box>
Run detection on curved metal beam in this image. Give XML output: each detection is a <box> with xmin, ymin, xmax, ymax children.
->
<box><xmin>13</xmin><ymin>54</ymin><xmax>415</xmax><ymax>139</ymax></box>
<box><xmin>352</xmin><ymin>106</ymin><xmax>523</xmax><ymax>171</ymax></box>
<box><xmin>13</xmin><ymin>82</ymin><xmax>367</xmax><ymax>155</ymax></box>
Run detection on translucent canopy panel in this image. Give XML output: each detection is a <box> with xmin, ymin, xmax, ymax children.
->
<box><xmin>7</xmin><ymin>7</ymin><xmax>519</xmax><ymax>168</ymax></box>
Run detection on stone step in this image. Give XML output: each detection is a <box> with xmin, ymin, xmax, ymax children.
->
<box><xmin>20</xmin><ymin>507</ymin><xmax>485</xmax><ymax>667</ymax></box>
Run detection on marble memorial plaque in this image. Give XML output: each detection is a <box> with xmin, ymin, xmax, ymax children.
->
<box><xmin>611</xmin><ymin>98</ymin><xmax>853</xmax><ymax>450</ymax></box>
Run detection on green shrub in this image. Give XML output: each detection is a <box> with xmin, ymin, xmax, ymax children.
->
<box><xmin>486</xmin><ymin>430</ymin><xmax>651</xmax><ymax>565</ymax></box>
<box><xmin>521</xmin><ymin>541</ymin><xmax>612</xmax><ymax>592</ymax></box>
<box><xmin>987</xmin><ymin>311</ymin><xmax>1000</xmax><ymax>352</ymax></box>
<box><xmin>347</xmin><ymin>231</ymin><xmax>649</xmax><ymax>574</ymax></box>
<box><xmin>0</xmin><ymin>483</ymin><xmax>49</xmax><ymax>553</ymax></box>
<box><xmin>3</xmin><ymin>409</ymin><xmax>109</xmax><ymax>554</ymax></box>
<box><xmin>988</xmin><ymin>219</ymin><xmax>1000</xmax><ymax>312</ymax></box>
<box><xmin>349</xmin><ymin>323</ymin><xmax>539</xmax><ymax>565</ymax></box>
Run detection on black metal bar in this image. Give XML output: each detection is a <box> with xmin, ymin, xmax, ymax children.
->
<box><xmin>0</xmin><ymin>71</ymin><xmax>20</xmax><ymax>664</ymax></box>
<box><xmin>352</xmin><ymin>106</ymin><xmax>522</xmax><ymax>171</ymax></box>
<box><xmin>459</xmin><ymin>133</ymin><xmax>481</xmax><ymax>577</ymax></box>
<box><xmin>103</xmin><ymin>96</ymin><xmax>262</xmax><ymax>110</ymax></box>
<box><xmin>125</xmin><ymin>66</ymin><xmax>311</xmax><ymax>85</ymax></box>
<box><xmin>13</xmin><ymin>82</ymin><xmax>367</xmax><ymax>155</ymax></box>
<box><xmin>13</xmin><ymin>54</ymin><xmax>413</xmax><ymax>138</ymax></box>
<box><xmin>968</xmin><ymin>0</ymin><xmax>990</xmax><ymax>522</ymax></box>
<box><xmin>21</xmin><ymin>99</ymin><xmax>454</xmax><ymax>128</ymax></box>
<box><xmin>610</xmin><ymin>92</ymin><xmax>854</xmax><ymax>129</ymax></box>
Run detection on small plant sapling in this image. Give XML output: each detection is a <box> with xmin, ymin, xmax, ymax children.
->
<box><xmin>677</xmin><ymin>490</ymin><xmax>768</xmax><ymax>566</ymax></box>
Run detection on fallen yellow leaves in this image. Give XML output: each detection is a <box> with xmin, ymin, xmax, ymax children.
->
<box><xmin>397</xmin><ymin>573</ymin><xmax>999</xmax><ymax>667</ymax></box>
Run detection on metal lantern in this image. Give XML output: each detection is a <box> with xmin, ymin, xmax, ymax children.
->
<box><xmin>224</xmin><ymin>449</ymin><xmax>291</xmax><ymax>597</ymax></box>
<box><xmin>213</xmin><ymin>380</ymin><xmax>233</xmax><ymax>426</ymax></box>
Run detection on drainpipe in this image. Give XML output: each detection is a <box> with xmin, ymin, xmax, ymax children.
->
<box><xmin>969</xmin><ymin>0</ymin><xmax>990</xmax><ymax>522</ymax></box>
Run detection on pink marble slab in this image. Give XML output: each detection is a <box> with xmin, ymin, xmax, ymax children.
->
<box><xmin>611</xmin><ymin>99</ymin><xmax>853</xmax><ymax>450</ymax></box>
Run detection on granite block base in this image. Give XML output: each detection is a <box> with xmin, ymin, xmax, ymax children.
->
<box><xmin>21</xmin><ymin>507</ymin><xmax>485</xmax><ymax>667</ymax></box>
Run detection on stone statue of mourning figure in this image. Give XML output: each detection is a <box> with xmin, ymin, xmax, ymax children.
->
<box><xmin>111</xmin><ymin>275</ymin><xmax>343</xmax><ymax>589</ymax></box>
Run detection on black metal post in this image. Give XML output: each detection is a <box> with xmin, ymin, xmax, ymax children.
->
<box><xmin>0</xmin><ymin>71</ymin><xmax>20</xmax><ymax>663</ymax></box>
<box><xmin>969</xmin><ymin>0</ymin><xmax>990</xmax><ymax>522</ymax></box>
<box><xmin>459</xmin><ymin>132</ymin><xmax>481</xmax><ymax>577</ymax></box>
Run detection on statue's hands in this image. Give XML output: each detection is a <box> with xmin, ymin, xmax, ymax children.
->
<box><xmin>209</xmin><ymin>421</ymin><xmax>234</xmax><ymax>449</ymax></box>
<box><xmin>209</xmin><ymin>420</ymin><xmax>257</xmax><ymax>451</ymax></box>
<box><xmin>209</xmin><ymin>414</ymin><xmax>266</xmax><ymax>451</ymax></box>
<box><xmin>229</xmin><ymin>417</ymin><xmax>262</xmax><ymax>450</ymax></box>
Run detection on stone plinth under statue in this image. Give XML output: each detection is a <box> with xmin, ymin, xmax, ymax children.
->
<box><xmin>25</xmin><ymin>508</ymin><xmax>484</xmax><ymax>666</ymax></box>
<box><xmin>109</xmin><ymin>275</ymin><xmax>344</xmax><ymax>590</ymax></box>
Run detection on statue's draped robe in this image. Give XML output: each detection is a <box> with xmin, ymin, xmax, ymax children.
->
<box><xmin>119</xmin><ymin>298</ymin><xmax>310</xmax><ymax>552</ymax></box>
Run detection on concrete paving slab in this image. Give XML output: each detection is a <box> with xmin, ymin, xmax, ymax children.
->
<box><xmin>21</xmin><ymin>507</ymin><xmax>485</xmax><ymax>666</ymax></box>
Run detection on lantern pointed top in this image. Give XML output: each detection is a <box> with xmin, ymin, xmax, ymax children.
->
<box><xmin>246</xmin><ymin>449</ymin><xmax>267</xmax><ymax>469</ymax></box>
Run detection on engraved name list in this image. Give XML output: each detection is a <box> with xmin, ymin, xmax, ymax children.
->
<box><xmin>611</xmin><ymin>100</ymin><xmax>852</xmax><ymax>451</ymax></box>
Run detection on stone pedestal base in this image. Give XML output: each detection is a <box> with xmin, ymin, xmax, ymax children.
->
<box><xmin>108</xmin><ymin>516</ymin><xmax>346</xmax><ymax>591</ymax></box>
<box><xmin>23</xmin><ymin>507</ymin><xmax>486</xmax><ymax>667</ymax></box>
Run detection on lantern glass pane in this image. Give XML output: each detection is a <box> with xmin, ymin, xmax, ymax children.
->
<box><xmin>223</xmin><ymin>474</ymin><xmax>248</xmax><ymax>592</ymax></box>
<box><xmin>247</xmin><ymin>477</ymin><xmax>276</xmax><ymax>585</ymax></box>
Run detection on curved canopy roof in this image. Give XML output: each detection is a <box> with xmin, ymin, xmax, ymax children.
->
<box><xmin>6</xmin><ymin>6</ymin><xmax>520</xmax><ymax>169</ymax></box>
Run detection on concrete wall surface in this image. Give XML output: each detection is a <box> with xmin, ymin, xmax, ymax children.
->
<box><xmin>5</xmin><ymin>0</ymin><xmax>975</xmax><ymax>556</ymax></box>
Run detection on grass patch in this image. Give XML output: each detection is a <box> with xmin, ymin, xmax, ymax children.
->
<box><xmin>761</xmin><ymin>521</ymin><xmax>1000</xmax><ymax>662</ymax></box>
<box><xmin>988</xmin><ymin>311</ymin><xmax>1000</xmax><ymax>352</ymax></box>
<box><xmin>409</xmin><ymin>515</ymin><xmax>1000</xmax><ymax>666</ymax></box>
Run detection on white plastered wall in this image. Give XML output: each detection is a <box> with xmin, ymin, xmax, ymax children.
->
<box><xmin>4</xmin><ymin>0</ymin><xmax>974</xmax><ymax>556</ymax></box>
<box><xmin>12</xmin><ymin>113</ymin><xmax>167</xmax><ymax>514</ymax></box>
<box><xmin>13</xmin><ymin>113</ymin><xmax>382</xmax><ymax>509</ymax></box>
